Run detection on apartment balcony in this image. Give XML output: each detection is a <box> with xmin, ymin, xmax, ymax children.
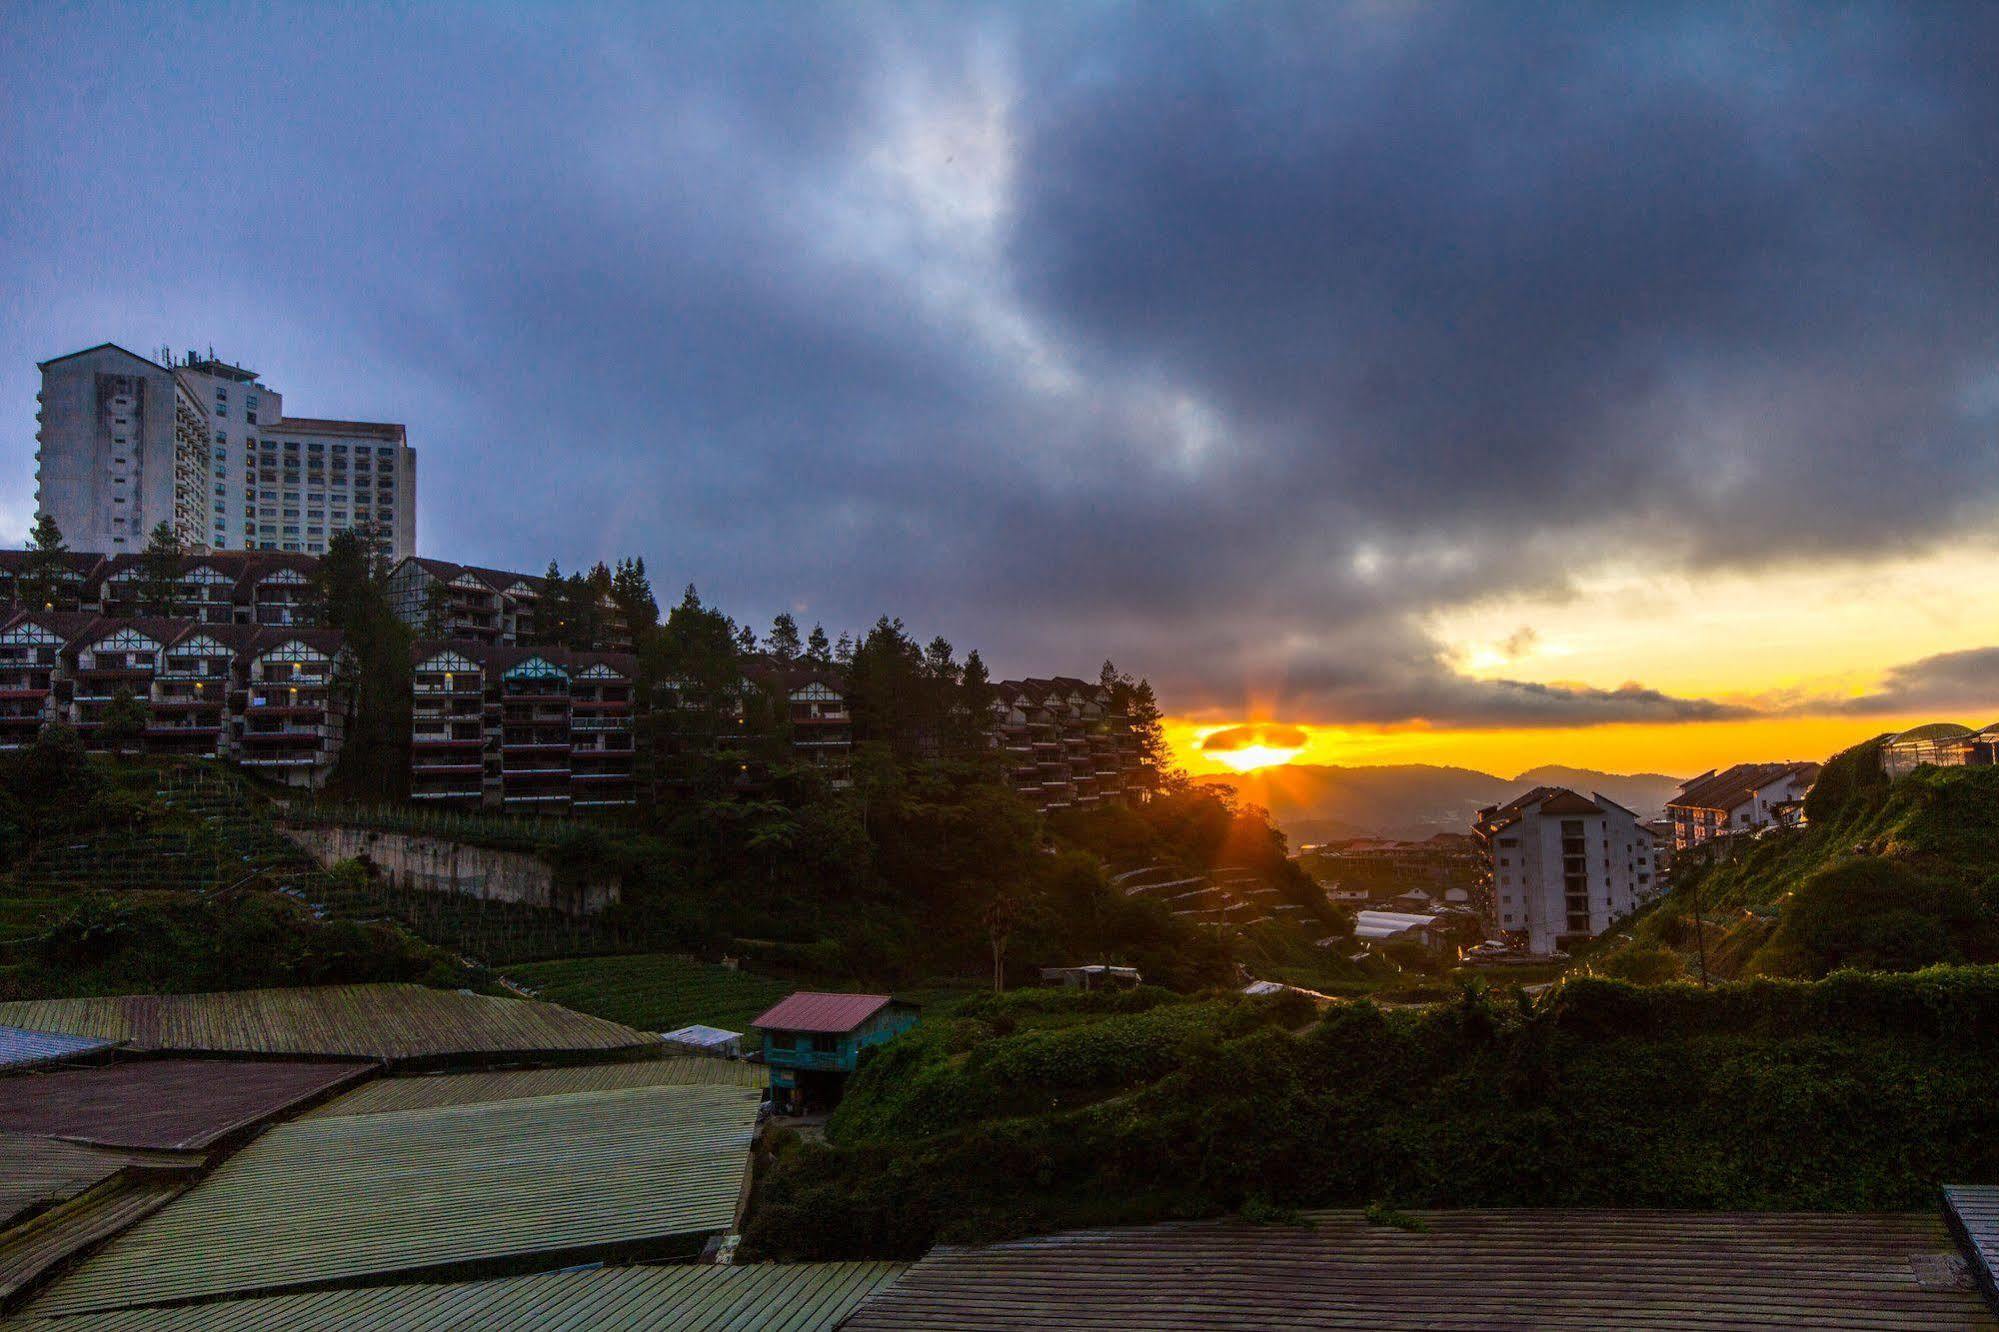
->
<box><xmin>0</xmin><ymin>687</ymin><xmax>51</xmax><ymax>701</ymax></box>
<box><xmin>412</xmin><ymin>760</ymin><xmax>484</xmax><ymax>775</ymax></box>
<box><xmin>245</xmin><ymin>704</ymin><xmax>327</xmax><ymax>719</ymax></box>
<box><xmin>571</xmin><ymin>716</ymin><xmax>631</xmax><ymax>734</ymax></box>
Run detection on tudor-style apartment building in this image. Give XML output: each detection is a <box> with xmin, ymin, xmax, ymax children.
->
<box><xmin>2</xmin><ymin>550</ymin><xmax>324</xmax><ymax>628</ymax></box>
<box><xmin>0</xmin><ymin>611</ymin><xmax>349</xmax><ymax>786</ymax></box>
<box><xmin>990</xmin><ymin>677</ymin><xmax>1138</xmax><ymax>813</ymax></box>
<box><xmin>410</xmin><ymin>643</ymin><xmax>638</xmax><ymax>811</ymax></box>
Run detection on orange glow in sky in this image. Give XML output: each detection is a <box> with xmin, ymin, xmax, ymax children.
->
<box><xmin>1211</xmin><ymin>742</ymin><xmax>1306</xmax><ymax>772</ymax></box>
<box><xmin>1167</xmin><ymin>542</ymin><xmax>1999</xmax><ymax>780</ymax></box>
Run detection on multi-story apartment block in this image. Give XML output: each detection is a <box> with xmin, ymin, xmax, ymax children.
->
<box><xmin>2</xmin><ymin>550</ymin><xmax>325</xmax><ymax>628</ymax></box>
<box><xmin>410</xmin><ymin>643</ymin><xmax>637</xmax><ymax>811</ymax></box>
<box><xmin>0</xmin><ymin>611</ymin><xmax>350</xmax><ymax>786</ymax></box>
<box><xmin>35</xmin><ymin>344</ymin><xmax>416</xmax><ymax>559</ymax></box>
<box><xmin>991</xmin><ymin>677</ymin><xmax>1137</xmax><ymax>812</ymax></box>
<box><xmin>33</xmin><ymin>345</ymin><xmax>214</xmax><ymax>553</ymax></box>
<box><xmin>388</xmin><ymin>558</ymin><xmax>544</xmax><ymax>646</ymax></box>
<box><xmin>1473</xmin><ymin>787</ymin><xmax>1665</xmax><ymax>956</ymax></box>
<box><xmin>777</xmin><ymin>668</ymin><xmax>854</xmax><ymax>789</ymax></box>
<box><xmin>0</xmin><ymin>549</ymin><xmax>105</xmax><ymax>611</ymax></box>
<box><xmin>1665</xmin><ymin>761</ymin><xmax>1820</xmax><ymax>850</ymax></box>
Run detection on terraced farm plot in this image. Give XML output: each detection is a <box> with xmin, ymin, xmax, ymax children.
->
<box><xmin>508</xmin><ymin>954</ymin><xmax>790</xmax><ymax>1035</ymax></box>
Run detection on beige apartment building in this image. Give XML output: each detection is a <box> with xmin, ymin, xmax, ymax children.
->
<box><xmin>35</xmin><ymin>344</ymin><xmax>416</xmax><ymax>560</ymax></box>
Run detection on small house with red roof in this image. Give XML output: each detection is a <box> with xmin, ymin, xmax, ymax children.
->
<box><xmin>750</xmin><ymin>991</ymin><xmax>920</xmax><ymax>1113</ymax></box>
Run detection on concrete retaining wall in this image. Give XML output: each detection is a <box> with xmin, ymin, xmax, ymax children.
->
<box><xmin>282</xmin><ymin>824</ymin><xmax>619</xmax><ymax>916</ymax></box>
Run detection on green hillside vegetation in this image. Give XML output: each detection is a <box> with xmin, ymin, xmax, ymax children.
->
<box><xmin>744</xmin><ymin>966</ymin><xmax>1999</xmax><ymax>1258</ymax></box>
<box><xmin>1590</xmin><ymin>749</ymin><xmax>1999</xmax><ymax>984</ymax></box>
<box><xmin>0</xmin><ymin>732</ymin><xmax>459</xmax><ymax>999</ymax></box>
<box><xmin>507</xmin><ymin>953</ymin><xmax>791</xmax><ymax>1033</ymax></box>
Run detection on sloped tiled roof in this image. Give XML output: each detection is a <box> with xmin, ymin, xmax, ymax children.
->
<box><xmin>752</xmin><ymin>992</ymin><xmax>898</xmax><ymax>1034</ymax></box>
<box><xmin>1670</xmin><ymin>762</ymin><xmax>1818</xmax><ymax>813</ymax></box>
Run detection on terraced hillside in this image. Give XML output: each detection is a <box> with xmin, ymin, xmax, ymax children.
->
<box><xmin>507</xmin><ymin>953</ymin><xmax>791</xmax><ymax>1035</ymax></box>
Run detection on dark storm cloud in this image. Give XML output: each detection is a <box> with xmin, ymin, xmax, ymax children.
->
<box><xmin>2</xmin><ymin>3</ymin><xmax>1996</xmax><ymax>728</ymax></box>
<box><xmin>1834</xmin><ymin>647</ymin><xmax>1999</xmax><ymax>717</ymax></box>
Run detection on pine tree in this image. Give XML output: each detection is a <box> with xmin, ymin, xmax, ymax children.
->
<box><xmin>834</xmin><ymin>631</ymin><xmax>855</xmax><ymax>665</ymax></box>
<box><xmin>1127</xmin><ymin>677</ymin><xmax>1169</xmax><ymax>790</ymax></box>
<box><xmin>611</xmin><ymin>557</ymin><xmax>659</xmax><ymax>649</ymax></box>
<box><xmin>17</xmin><ymin>514</ymin><xmax>71</xmax><ymax>611</ymax></box>
<box><xmin>806</xmin><ymin>623</ymin><xmax>832</xmax><ymax>666</ymax></box>
<box><xmin>137</xmin><ymin>522</ymin><xmax>184</xmax><ymax>616</ymax></box>
<box><xmin>767</xmin><ymin>612</ymin><xmax>802</xmax><ymax>665</ymax></box>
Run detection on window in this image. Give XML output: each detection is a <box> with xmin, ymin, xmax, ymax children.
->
<box><xmin>810</xmin><ymin>1034</ymin><xmax>839</xmax><ymax>1053</ymax></box>
<box><xmin>768</xmin><ymin>1034</ymin><xmax>793</xmax><ymax>1050</ymax></box>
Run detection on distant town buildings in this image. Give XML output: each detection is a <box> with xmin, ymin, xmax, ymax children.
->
<box><xmin>1880</xmin><ymin>721</ymin><xmax>1999</xmax><ymax>780</ymax></box>
<box><xmin>1473</xmin><ymin>787</ymin><xmax>1666</xmax><ymax>956</ymax></box>
<box><xmin>1665</xmin><ymin>761</ymin><xmax>1820</xmax><ymax>850</ymax></box>
<box><xmin>34</xmin><ymin>343</ymin><xmax>415</xmax><ymax>559</ymax></box>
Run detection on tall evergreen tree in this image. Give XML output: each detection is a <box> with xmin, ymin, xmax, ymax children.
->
<box><xmin>137</xmin><ymin>522</ymin><xmax>184</xmax><ymax>616</ymax></box>
<box><xmin>315</xmin><ymin>529</ymin><xmax>412</xmax><ymax>799</ymax></box>
<box><xmin>17</xmin><ymin>514</ymin><xmax>71</xmax><ymax>611</ymax></box>
<box><xmin>805</xmin><ymin>623</ymin><xmax>832</xmax><ymax>666</ymax></box>
<box><xmin>610</xmin><ymin>557</ymin><xmax>659</xmax><ymax>649</ymax></box>
<box><xmin>766</xmin><ymin>612</ymin><xmax>802</xmax><ymax>666</ymax></box>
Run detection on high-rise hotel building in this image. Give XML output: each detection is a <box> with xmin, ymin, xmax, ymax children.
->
<box><xmin>34</xmin><ymin>344</ymin><xmax>416</xmax><ymax>560</ymax></box>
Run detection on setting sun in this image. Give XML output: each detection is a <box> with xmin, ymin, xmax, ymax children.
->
<box><xmin>1213</xmin><ymin>743</ymin><xmax>1302</xmax><ymax>772</ymax></box>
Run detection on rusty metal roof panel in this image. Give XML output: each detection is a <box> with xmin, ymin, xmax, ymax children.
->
<box><xmin>841</xmin><ymin>1208</ymin><xmax>1995</xmax><ymax>1331</ymax></box>
<box><xmin>28</xmin><ymin>1082</ymin><xmax>762</xmax><ymax>1315</ymax></box>
<box><xmin>0</xmin><ymin>985</ymin><xmax>651</xmax><ymax>1064</ymax></box>
<box><xmin>300</xmin><ymin>1055</ymin><xmax>761</xmax><ymax>1120</ymax></box>
<box><xmin>2</xmin><ymin>1261</ymin><xmax>909</xmax><ymax>1331</ymax></box>
<box><xmin>0</xmin><ymin>1027</ymin><xmax>120</xmax><ymax>1074</ymax></box>
<box><xmin>751</xmin><ymin>992</ymin><xmax>895</xmax><ymax>1033</ymax></box>
<box><xmin>0</xmin><ymin>1059</ymin><xmax>370</xmax><ymax>1151</ymax></box>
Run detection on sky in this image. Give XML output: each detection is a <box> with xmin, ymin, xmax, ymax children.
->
<box><xmin>3</xmin><ymin>2</ymin><xmax>1996</xmax><ymax>780</ymax></box>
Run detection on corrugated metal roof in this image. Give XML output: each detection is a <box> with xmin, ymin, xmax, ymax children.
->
<box><xmin>1</xmin><ymin>1261</ymin><xmax>908</xmax><ymax>1331</ymax></box>
<box><xmin>841</xmin><ymin>1208</ymin><xmax>1995</xmax><ymax>1331</ymax></box>
<box><xmin>299</xmin><ymin>1056</ymin><xmax>763</xmax><ymax>1120</ymax></box>
<box><xmin>0</xmin><ymin>1135</ymin><xmax>192</xmax><ymax>1231</ymax></box>
<box><xmin>751</xmin><ymin>992</ymin><xmax>894</xmax><ymax>1033</ymax></box>
<box><xmin>29</xmin><ymin>1083</ymin><xmax>762</xmax><ymax>1316</ymax></box>
<box><xmin>0</xmin><ymin>985</ymin><xmax>651</xmax><ymax>1063</ymax></box>
<box><xmin>0</xmin><ymin>1175</ymin><xmax>187</xmax><ymax>1312</ymax></box>
<box><xmin>0</xmin><ymin>1059</ymin><xmax>370</xmax><ymax>1151</ymax></box>
<box><xmin>0</xmin><ymin>1027</ymin><xmax>120</xmax><ymax>1074</ymax></box>
<box><xmin>1946</xmin><ymin>1184</ymin><xmax>1999</xmax><ymax>1311</ymax></box>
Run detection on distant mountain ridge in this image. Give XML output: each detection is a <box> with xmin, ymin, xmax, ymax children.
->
<box><xmin>1203</xmin><ymin>762</ymin><xmax>1685</xmax><ymax>844</ymax></box>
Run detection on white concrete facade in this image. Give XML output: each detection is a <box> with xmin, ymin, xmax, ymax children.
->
<box><xmin>35</xmin><ymin>344</ymin><xmax>416</xmax><ymax>561</ymax></box>
<box><xmin>1480</xmin><ymin>789</ymin><xmax>1665</xmax><ymax>955</ymax></box>
<box><xmin>34</xmin><ymin>345</ymin><xmax>212</xmax><ymax>553</ymax></box>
